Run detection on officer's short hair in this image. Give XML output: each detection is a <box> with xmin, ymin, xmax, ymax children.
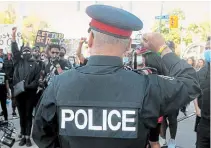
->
<box><xmin>91</xmin><ymin>29</ymin><xmax>130</xmax><ymax>48</ymax></box>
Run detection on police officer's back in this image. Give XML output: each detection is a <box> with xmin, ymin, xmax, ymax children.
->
<box><xmin>32</xmin><ymin>5</ymin><xmax>201</xmax><ymax>148</ymax></box>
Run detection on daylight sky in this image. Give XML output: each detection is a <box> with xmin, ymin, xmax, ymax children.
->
<box><xmin>0</xmin><ymin>1</ymin><xmax>210</xmax><ymax>38</ymax></box>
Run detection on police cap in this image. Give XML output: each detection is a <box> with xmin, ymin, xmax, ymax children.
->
<box><xmin>86</xmin><ymin>5</ymin><xmax>143</xmax><ymax>38</ymax></box>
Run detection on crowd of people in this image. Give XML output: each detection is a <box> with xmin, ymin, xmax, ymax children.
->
<box><xmin>0</xmin><ymin>4</ymin><xmax>210</xmax><ymax>148</ymax></box>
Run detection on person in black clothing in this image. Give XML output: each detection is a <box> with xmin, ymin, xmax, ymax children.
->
<box><xmin>196</xmin><ymin>40</ymin><xmax>210</xmax><ymax>148</ymax></box>
<box><xmin>11</xmin><ymin>27</ymin><xmax>40</xmax><ymax>147</ymax></box>
<box><xmin>31</xmin><ymin>46</ymin><xmax>45</xmax><ymax>108</ymax></box>
<box><xmin>0</xmin><ymin>58</ymin><xmax>10</xmax><ymax>122</ymax></box>
<box><xmin>2</xmin><ymin>52</ymin><xmax>17</xmax><ymax>118</ymax></box>
<box><xmin>0</xmin><ymin>48</ymin><xmax>3</xmax><ymax>58</ymax></box>
<box><xmin>59</xmin><ymin>46</ymin><xmax>72</xmax><ymax>69</ymax></box>
<box><xmin>43</xmin><ymin>44</ymin><xmax>70</xmax><ymax>86</ymax></box>
<box><xmin>159</xmin><ymin>41</ymin><xmax>180</xmax><ymax>148</ymax></box>
<box><xmin>68</xmin><ymin>56</ymin><xmax>77</xmax><ymax>68</ymax></box>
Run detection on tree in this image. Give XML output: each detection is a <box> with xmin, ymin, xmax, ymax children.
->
<box><xmin>22</xmin><ymin>15</ymin><xmax>50</xmax><ymax>46</ymax></box>
<box><xmin>0</xmin><ymin>5</ymin><xmax>49</xmax><ymax>47</ymax></box>
<box><xmin>152</xmin><ymin>8</ymin><xmax>211</xmax><ymax>56</ymax></box>
<box><xmin>152</xmin><ymin>8</ymin><xmax>185</xmax><ymax>45</ymax></box>
<box><xmin>187</xmin><ymin>21</ymin><xmax>211</xmax><ymax>42</ymax></box>
<box><xmin>0</xmin><ymin>4</ymin><xmax>16</xmax><ymax>24</ymax></box>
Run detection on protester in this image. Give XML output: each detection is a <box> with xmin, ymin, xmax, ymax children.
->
<box><xmin>68</xmin><ymin>56</ymin><xmax>77</xmax><ymax>68</ymax></box>
<box><xmin>11</xmin><ymin>27</ymin><xmax>40</xmax><ymax>147</ymax></box>
<box><xmin>159</xmin><ymin>41</ymin><xmax>180</xmax><ymax>148</ymax></box>
<box><xmin>0</xmin><ymin>49</ymin><xmax>3</xmax><ymax>58</ymax></box>
<box><xmin>141</xmin><ymin>51</ymin><xmax>167</xmax><ymax>148</ymax></box>
<box><xmin>196</xmin><ymin>39</ymin><xmax>210</xmax><ymax>148</ymax></box>
<box><xmin>2</xmin><ymin>52</ymin><xmax>17</xmax><ymax>118</ymax></box>
<box><xmin>60</xmin><ymin>46</ymin><xmax>72</xmax><ymax>69</ymax></box>
<box><xmin>0</xmin><ymin>58</ymin><xmax>10</xmax><ymax>122</ymax></box>
<box><xmin>31</xmin><ymin>46</ymin><xmax>45</xmax><ymax>113</ymax></box>
<box><xmin>187</xmin><ymin>57</ymin><xmax>195</xmax><ymax>67</ymax></box>
<box><xmin>76</xmin><ymin>37</ymin><xmax>89</xmax><ymax>66</ymax></box>
<box><xmin>42</xmin><ymin>44</ymin><xmax>69</xmax><ymax>86</ymax></box>
<box><xmin>196</xmin><ymin>59</ymin><xmax>205</xmax><ymax>71</ymax></box>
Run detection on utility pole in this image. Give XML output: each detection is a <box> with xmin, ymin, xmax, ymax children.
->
<box><xmin>159</xmin><ymin>2</ymin><xmax>164</xmax><ymax>33</ymax></box>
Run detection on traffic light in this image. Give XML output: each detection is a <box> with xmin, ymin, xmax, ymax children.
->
<box><xmin>169</xmin><ymin>16</ymin><xmax>178</xmax><ymax>29</ymax></box>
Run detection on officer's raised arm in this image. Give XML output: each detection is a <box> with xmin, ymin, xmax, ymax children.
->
<box><xmin>32</xmin><ymin>78</ymin><xmax>58</xmax><ymax>148</ymax></box>
<box><xmin>141</xmin><ymin>33</ymin><xmax>201</xmax><ymax>120</ymax></box>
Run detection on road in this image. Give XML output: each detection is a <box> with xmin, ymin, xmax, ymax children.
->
<box><xmin>0</xmin><ymin>102</ymin><xmax>196</xmax><ymax>148</ymax></box>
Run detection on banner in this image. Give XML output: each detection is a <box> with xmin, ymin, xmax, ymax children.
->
<box><xmin>0</xmin><ymin>24</ymin><xmax>22</xmax><ymax>53</ymax></box>
<box><xmin>35</xmin><ymin>30</ymin><xmax>64</xmax><ymax>47</ymax></box>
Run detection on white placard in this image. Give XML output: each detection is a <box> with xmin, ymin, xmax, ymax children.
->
<box><xmin>0</xmin><ymin>24</ymin><xmax>22</xmax><ymax>53</ymax></box>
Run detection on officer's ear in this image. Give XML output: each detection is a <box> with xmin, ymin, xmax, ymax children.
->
<box><xmin>88</xmin><ymin>31</ymin><xmax>94</xmax><ymax>48</ymax></box>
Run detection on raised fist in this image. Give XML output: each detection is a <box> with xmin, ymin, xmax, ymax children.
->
<box><xmin>79</xmin><ymin>37</ymin><xmax>87</xmax><ymax>45</ymax></box>
<box><xmin>12</xmin><ymin>27</ymin><xmax>17</xmax><ymax>35</ymax></box>
<box><xmin>142</xmin><ymin>32</ymin><xmax>166</xmax><ymax>52</ymax></box>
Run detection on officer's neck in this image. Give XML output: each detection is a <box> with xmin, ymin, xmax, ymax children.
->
<box><xmin>90</xmin><ymin>47</ymin><xmax>123</xmax><ymax>57</ymax></box>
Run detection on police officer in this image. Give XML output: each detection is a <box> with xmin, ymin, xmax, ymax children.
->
<box><xmin>32</xmin><ymin>5</ymin><xmax>201</xmax><ymax>148</ymax></box>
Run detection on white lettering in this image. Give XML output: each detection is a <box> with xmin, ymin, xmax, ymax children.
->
<box><xmin>122</xmin><ymin>110</ymin><xmax>136</xmax><ymax>131</ymax></box>
<box><xmin>75</xmin><ymin>109</ymin><xmax>88</xmax><ymax>129</ymax></box>
<box><xmin>103</xmin><ymin>110</ymin><xmax>107</xmax><ymax>131</ymax></box>
<box><xmin>108</xmin><ymin>110</ymin><xmax>121</xmax><ymax>131</ymax></box>
<box><xmin>88</xmin><ymin>109</ymin><xmax>102</xmax><ymax>130</ymax></box>
<box><xmin>61</xmin><ymin>109</ymin><xmax>74</xmax><ymax>129</ymax></box>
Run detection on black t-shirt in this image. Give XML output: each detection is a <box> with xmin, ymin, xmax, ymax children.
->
<box><xmin>0</xmin><ymin>69</ymin><xmax>8</xmax><ymax>94</ymax></box>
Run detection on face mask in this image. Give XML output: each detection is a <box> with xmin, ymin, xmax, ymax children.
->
<box><xmin>23</xmin><ymin>54</ymin><xmax>32</xmax><ymax>60</ymax></box>
<box><xmin>204</xmin><ymin>50</ymin><xmax>211</xmax><ymax>62</ymax></box>
<box><xmin>123</xmin><ymin>57</ymin><xmax>129</xmax><ymax>64</ymax></box>
<box><xmin>69</xmin><ymin>59</ymin><xmax>75</xmax><ymax>65</ymax></box>
<box><xmin>0</xmin><ymin>63</ymin><xmax>3</xmax><ymax>69</ymax></box>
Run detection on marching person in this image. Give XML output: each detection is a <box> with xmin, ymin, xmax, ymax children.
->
<box><xmin>32</xmin><ymin>5</ymin><xmax>201</xmax><ymax>148</ymax></box>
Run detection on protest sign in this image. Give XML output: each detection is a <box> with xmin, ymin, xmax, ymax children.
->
<box><xmin>60</xmin><ymin>39</ymin><xmax>80</xmax><ymax>56</ymax></box>
<box><xmin>0</xmin><ymin>24</ymin><xmax>22</xmax><ymax>53</ymax></box>
<box><xmin>35</xmin><ymin>30</ymin><xmax>64</xmax><ymax>47</ymax></box>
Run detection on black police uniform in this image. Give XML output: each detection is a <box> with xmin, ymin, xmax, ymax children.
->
<box><xmin>32</xmin><ymin>5</ymin><xmax>201</xmax><ymax>148</ymax></box>
<box><xmin>33</xmin><ymin>54</ymin><xmax>201</xmax><ymax>148</ymax></box>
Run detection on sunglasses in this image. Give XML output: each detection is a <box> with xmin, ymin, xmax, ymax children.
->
<box><xmin>51</xmin><ymin>51</ymin><xmax>59</xmax><ymax>55</ymax></box>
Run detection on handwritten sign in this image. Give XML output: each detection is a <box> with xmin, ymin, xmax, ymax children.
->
<box><xmin>60</xmin><ymin>39</ymin><xmax>80</xmax><ymax>56</ymax></box>
<box><xmin>35</xmin><ymin>30</ymin><xmax>64</xmax><ymax>47</ymax></box>
<box><xmin>0</xmin><ymin>24</ymin><xmax>22</xmax><ymax>53</ymax></box>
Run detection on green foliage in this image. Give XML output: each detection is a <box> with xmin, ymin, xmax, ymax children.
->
<box><xmin>152</xmin><ymin>8</ymin><xmax>210</xmax><ymax>47</ymax></box>
<box><xmin>0</xmin><ymin>5</ymin><xmax>16</xmax><ymax>24</ymax></box>
<box><xmin>0</xmin><ymin>5</ymin><xmax>49</xmax><ymax>47</ymax></box>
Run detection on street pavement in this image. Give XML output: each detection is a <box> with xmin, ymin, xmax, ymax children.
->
<box><xmin>0</xmin><ymin>102</ymin><xmax>196</xmax><ymax>148</ymax></box>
